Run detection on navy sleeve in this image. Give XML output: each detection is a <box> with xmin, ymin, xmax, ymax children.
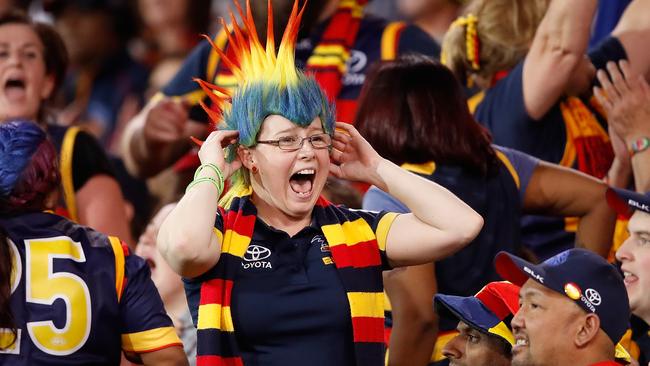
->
<box><xmin>362</xmin><ymin>186</ymin><xmax>409</xmax><ymax>214</ymax></box>
<box><xmin>119</xmin><ymin>254</ymin><xmax>180</xmax><ymax>352</ymax></box>
<box><xmin>589</xmin><ymin>36</ymin><xmax>628</xmax><ymax>86</ymax></box>
<box><xmin>494</xmin><ymin>145</ymin><xmax>540</xmax><ymax>202</ymax></box>
<box><xmin>397</xmin><ymin>24</ymin><xmax>441</xmax><ymax>59</ymax></box>
<box><xmin>71</xmin><ymin>131</ymin><xmax>115</xmax><ymax>191</ymax></box>
<box><xmin>473</xmin><ymin>60</ymin><xmax>568</xmax><ymax>163</ymax></box>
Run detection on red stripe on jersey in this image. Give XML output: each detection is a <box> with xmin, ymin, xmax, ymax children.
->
<box><xmin>197</xmin><ymin>355</ymin><xmax>244</xmax><ymax>366</ymax></box>
<box><xmin>329</xmin><ymin>241</ymin><xmax>381</xmax><ymax>267</ymax></box>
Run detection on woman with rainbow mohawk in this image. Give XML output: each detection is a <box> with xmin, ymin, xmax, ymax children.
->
<box><xmin>157</xmin><ymin>1</ymin><xmax>483</xmax><ymax>365</ymax></box>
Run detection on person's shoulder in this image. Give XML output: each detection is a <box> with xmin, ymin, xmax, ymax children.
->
<box><xmin>7</xmin><ymin>211</ymin><xmax>116</xmax><ymax>254</ymax></box>
<box><xmin>357</xmin><ymin>15</ymin><xmax>440</xmax><ymax>58</ymax></box>
<box><xmin>397</xmin><ymin>24</ymin><xmax>440</xmax><ymax>57</ymax></box>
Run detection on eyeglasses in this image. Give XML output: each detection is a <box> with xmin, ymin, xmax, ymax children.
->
<box><xmin>256</xmin><ymin>133</ymin><xmax>332</xmax><ymax>151</ymax></box>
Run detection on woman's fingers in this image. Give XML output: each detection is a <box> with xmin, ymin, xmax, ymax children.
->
<box><xmin>329</xmin><ymin>147</ymin><xmax>344</xmax><ymax>162</ymax></box>
<box><xmin>593</xmin><ymin>86</ymin><xmax>613</xmax><ymax>111</ymax></box>
<box><xmin>328</xmin><ymin>162</ymin><xmax>343</xmax><ymax>178</ymax></box>
<box><xmin>597</xmin><ymin>69</ymin><xmax>620</xmax><ymax>104</ymax></box>
<box><xmin>332</xmin><ymin>139</ymin><xmax>347</xmax><ymax>152</ymax></box>
<box><xmin>607</xmin><ymin>61</ymin><xmax>631</xmax><ymax>98</ymax></box>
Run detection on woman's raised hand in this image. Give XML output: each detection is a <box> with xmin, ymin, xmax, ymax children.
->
<box><xmin>198</xmin><ymin>130</ymin><xmax>242</xmax><ymax>180</ymax></box>
<box><xmin>329</xmin><ymin>122</ymin><xmax>386</xmax><ymax>188</ymax></box>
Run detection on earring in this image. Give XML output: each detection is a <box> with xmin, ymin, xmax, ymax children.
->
<box><xmin>251</xmin><ymin>165</ymin><xmax>258</xmax><ymax>174</ymax></box>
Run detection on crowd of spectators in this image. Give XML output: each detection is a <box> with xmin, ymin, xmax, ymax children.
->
<box><xmin>1</xmin><ymin>0</ymin><xmax>650</xmax><ymax>365</ymax></box>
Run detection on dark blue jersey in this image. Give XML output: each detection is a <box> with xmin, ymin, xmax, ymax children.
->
<box><xmin>472</xmin><ymin>37</ymin><xmax>627</xmax><ymax>260</ymax></box>
<box><xmin>184</xmin><ymin>207</ymin><xmax>395</xmax><ymax>366</ymax></box>
<box><xmin>0</xmin><ymin>212</ymin><xmax>181</xmax><ymax>365</ymax></box>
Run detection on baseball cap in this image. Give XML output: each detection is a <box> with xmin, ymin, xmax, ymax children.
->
<box><xmin>606</xmin><ymin>187</ymin><xmax>650</xmax><ymax>219</ymax></box>
<box><xmin>434</xmin><ymin>281</ymin><xmax>520</xmax><ymax>346</ymax></box>
<box><xmin>494</xmin><ymin>248</ymin><xmax>630</xmax><ymax>344</ymax></box>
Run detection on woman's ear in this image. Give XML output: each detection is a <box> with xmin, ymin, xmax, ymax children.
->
<box><xmin>237</xmin><ymin>145</ymin><xmax>254</xmax><ymax>170</ymax></box>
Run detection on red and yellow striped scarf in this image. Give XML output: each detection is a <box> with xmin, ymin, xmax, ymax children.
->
<box><xmin>559</xmin><ymin>96</ymin><xmax>613</xmax><ymax>178</ymax></box>
<box><xmin>195</xmin><ymin>195</ymin><xmax>393</xmax><ymax>366</ymax></box>
<box><xmin>304</xmin><ymin>0</ymin><xmax>367</xmax><ymax>122</ymax></box>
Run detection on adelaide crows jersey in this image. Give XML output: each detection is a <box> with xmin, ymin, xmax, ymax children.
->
<box><xmin>0</xmin><ymin>212</ymin><xmax>181</xmax><ymax>365</ymax></box>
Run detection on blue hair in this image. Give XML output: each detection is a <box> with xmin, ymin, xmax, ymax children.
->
<box><xmin>217</xmin><ymin>71</ymin><xmax>335</xmax><ymax>206</ymax></box>
<box><xmin>0</xmin><ymin>120</ymin><xmax>47</xmax><ymax>197</ymax></box>
<box><xmin>222</xmin><ymin>72</ymin><xmax>335</xmax><ymax>157</ymax></box>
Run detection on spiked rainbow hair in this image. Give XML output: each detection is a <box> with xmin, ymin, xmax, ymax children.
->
<box><xmin>194</xmin><ymin>0</ymin><xmax>335</xmax><ymax>204</ymax></box>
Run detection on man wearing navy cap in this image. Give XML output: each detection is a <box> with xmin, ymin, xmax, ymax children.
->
<box><xmin>435</xmin><ymin>281</ymin><xmax>520</xmax><ymax>366</ymax></box>
<box><xmin>495</xmin><ymin>248</ymin><xmax>631</xmax><ymax>366</ymax></box>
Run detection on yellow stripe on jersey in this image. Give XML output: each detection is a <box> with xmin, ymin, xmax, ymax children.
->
<box><xmin>401</xmin><ymin>162</ymin><xmax>436</xmax><ymax>175</ymax></box>
<box><xmin>60</xmin><ymin>126</ymin><xmax>83</xmax><ymax>222</ymax></box>
<box><xmin>347</xmin><ymin>292</ymin><xmax>384</xmax><ymax>318</ymax></box>
<box><xmin>375</xmin><ymin>212</ymin><xmax>398</xmax><ymax>252</ymax></box>
<box><xmin>564</xmin><ymin>217</ymin><xmax>579</xmax><ymax>233</ymax></box>
<box><xmin>467</xmin><ymin>90</ymin><xmax>485</xmax><ymax>114</ymax></box>
<box><xmin>108</xmin><ymin>236</ymin><xmax>126</xmax><ymax>302</ymax></box>
<box><xmin>197</xmin><ymin>303</ymin><xmax>235</xmax><ymax>332</ymax></box>
<box><xmin>121</xmin><ymin>327</ymin><xmax>181</xmax><ymax>353</ymax></box>
<box><xmin>495</xmin><ymin>150</ymin><xmax>520</xmax><ymax>189</ymax></box>
<box><xmin>381</xmin><ymin>22</ymin><xmax>405</xmax><ymax>61</ymax></box>
<box><xmin>323</xmin><ymin>218</ymin><xmax>376</xmax><ymax>248</ymax></box>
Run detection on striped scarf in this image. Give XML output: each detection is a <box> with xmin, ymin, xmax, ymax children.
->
<box><xmin>305</xmin><ymin>0</ymin><xmax>367</xmax><ymax>120</ymax></box>
<box><xmin>558</xmin><ymin>96</ymin><xmax>614</xmax><ymax>178</ymax></box>
<box><xmin>195</xmin><ymin>195</ymin><xmax>394</xmax><ymax>366</ymax></box>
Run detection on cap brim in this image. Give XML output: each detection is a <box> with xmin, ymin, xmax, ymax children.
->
<box><xmin>494</xmin><ymin>251</ymin><xmax>546</xmax><ymax>287</ymax></box>
<box><xmin>434</xmin><ymin>294</ymin><xmax>500</xmax><ymax>334</ymax></box>
<box><xmin>606</xmin><ymin>187</ymin><xmax>650</xmax><ymax>218</ymax></box>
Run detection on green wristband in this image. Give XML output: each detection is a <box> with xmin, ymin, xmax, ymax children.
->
<box><xmin>194</xmin><ymin>163</ymin><xmax>225</xmax><ymax>190</ymax></box>
<box><xmin>185</xmin><ymin>176</ymin><xmax>223</xmax><ymax>194</ymax></box>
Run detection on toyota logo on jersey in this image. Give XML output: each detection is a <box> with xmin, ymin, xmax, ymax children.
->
<box><xmin>244</xmin><ymin>245</ymin><xmax>272</xmax><ymax>261</ymax></box>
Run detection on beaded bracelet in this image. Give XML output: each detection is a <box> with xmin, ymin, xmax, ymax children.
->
<box><xmin>194</xmin><ymin>163</ymin><xmax>225</xmax><ymax>191</ymax></box>
<box><xmin>185</xmin><ymin>176</ymin><xmax>223</xmax><ymax>194</ymax></box>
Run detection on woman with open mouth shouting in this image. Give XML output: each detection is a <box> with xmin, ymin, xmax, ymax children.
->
<box><xmin>157</xmin><ymin>1</ymin><xmax>483</xmax><ymax>366</ymax></box>
<box><xmin>0</xmin><ymin>10</ymin><xmax>134</xmax><ymax>246</ymax></box>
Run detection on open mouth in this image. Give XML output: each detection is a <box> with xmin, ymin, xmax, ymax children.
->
<box><xmin>623</xmin><ymin>271</ymin><xmax>638</xmax><ymax>286</ymax></box>
<box><xmin>4</xmin><ymin>77</ymin><xmax>26</xmax><ymax>100</ymax></box>
<box><xmin>289</xmin><ymin>169</ymin><xmax>315</xmax><ymax>198</ymax></box>
<box><xmin>512</xmin><ymin>337</ymin><xmax>529</xmax><ymax>354</ymax></box>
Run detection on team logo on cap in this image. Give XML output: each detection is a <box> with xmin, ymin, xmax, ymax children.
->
<box><xmin>524</xmin><ymin>266</ymin><xmax>544</xmax><ymax>283</ymax></box>
<box><xmin>585</xmin><ymin>288</ymin><xmax>602</xmax><ymax>306</ymax></box>
<box><xmin>628</xmin><ymin>199</ymin><xmax>650</xmax><ymax>212</ymax></box>
<box><xmin>564</xmin><ymin>282</ymin><xmax>582</xmax><ymax>300</ymax></box>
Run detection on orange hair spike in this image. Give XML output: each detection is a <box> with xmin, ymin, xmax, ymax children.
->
<box><xmin>198</xmin><ymin>100</ymin><xmax>222</xmax><ymax>131</ymax></box>
<box><xmin>266</xmin><ymin>0</ymin><xmax>275</xmax><ymax>58</ymax></box>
